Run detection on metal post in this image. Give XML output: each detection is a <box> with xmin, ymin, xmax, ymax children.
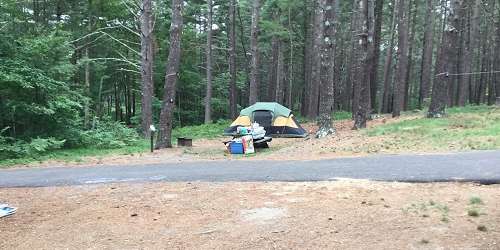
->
<box><xmin>150</xmin><ymin>131</ymin><xmax>154</xmax><ymax>153</ymax></box>
<box><xmin>149</xmin><ymin>125</ymin><xmax>156</xmax><ymax>153</ymax></box>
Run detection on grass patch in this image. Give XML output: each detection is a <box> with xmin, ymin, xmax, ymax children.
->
<box><xmin>365</xmin><ymin>105</ymin><xmax>500</xmax><ymax>151</ymax></box>
<box><xmin>403</xmin><ymin>200</ymin><xmax>450</xmax><ymax>223</ymax></box>
<box><xmin>334</xmin><ymin>111</ymin><xmax>352</xmax><ymax>120</ymax></box>
<box><xmin>1</xmin><ymin>121</ymin><xmax>230</xmax><ymax>168</ymax></box>
<box><xmin>295</xmin><ymin>111</ymin><xmax>353</xmax><ymax>124</ymax></box>
<box><xmin>172</xmin><ymin>120</ymin><xmax>231</xmax><ymax>140</ymax></box>
<box><xmin>467</xmin><ymin>208</ymin><xmax>480</xmax><ymax>217</ymax></box>
<box><xmin>469</xmin><ymin>196</ymin><xmax>483</xmax><ymax>205</ymax></box>
<box><xmin>0</xmin><ymin>140</ymin><xmax>149</xmax><ymax>168</ymax></box>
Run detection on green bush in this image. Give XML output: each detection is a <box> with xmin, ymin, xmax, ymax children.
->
<box><xmin>1</xmin><ymin>128</ymin><xmax>65</xmax><ymax>159</ymax></box>
<box><xmin>80</xmin><ymin>120</ymin><xmax>140</xmax><ymax>149</ymax></box>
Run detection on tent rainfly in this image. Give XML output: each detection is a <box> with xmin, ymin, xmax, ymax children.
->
<box><xmin>224</xmin><ymin>102</ymin><xmax>308</xmax><ymax>138</ymax></box>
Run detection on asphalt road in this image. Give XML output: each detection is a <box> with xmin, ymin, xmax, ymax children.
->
<box><xmin>1</xmin><ymin>150</ymin><xmax>500</xmax><ymax>188</ymax></box>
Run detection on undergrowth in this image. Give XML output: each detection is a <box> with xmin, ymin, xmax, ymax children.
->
<box><xmin>365</xmin><ymin>106</ymin><xmax>500</xmax><ymax>151</ymax></box>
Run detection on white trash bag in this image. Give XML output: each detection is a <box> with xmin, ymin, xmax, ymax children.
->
<box><xmin>0</xmin><ymin>204</ymin><xmax>17</xmax><ymax>218</ymax></box>
<box><xmin>251</xmin><ymin>123</ymin><xmax>266</xmax><ymax>139</ymax></box>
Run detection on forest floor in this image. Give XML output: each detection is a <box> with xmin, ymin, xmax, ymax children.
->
<box><xmin>1</xmin><ymin>180</ymin><xmax>499</xmax><ymax>249</ymax></box>
<box><xmin>10</xmin><ymin>105</ymin><xmax>499</xmax><ymax>168</ymax></box>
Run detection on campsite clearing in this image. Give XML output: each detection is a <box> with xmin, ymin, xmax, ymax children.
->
<box><xmin>1</xmin><ymin>180</ymin><xmax>499</xmax><ymax>249</ymax></box>
<box><xmin>3</xmin><ymin>106</ymin><xmax>499</xmax><ymax>168</ymax></box>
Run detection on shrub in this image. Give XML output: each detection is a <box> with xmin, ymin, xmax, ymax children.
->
<box><xmin>1</xmin><ymin>128</ymin><xmax>65</xmax><ymax>159</ymax></box>
<box><xmin>80</xmin><ymin>120</ymin><xmax>139</xmax><ymax>149</ymax></box>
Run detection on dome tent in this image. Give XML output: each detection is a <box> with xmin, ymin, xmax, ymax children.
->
<box><xmin>224</xmin><ymin>102</ymin><xmax>308</xmax><ymax>138</ymax></box>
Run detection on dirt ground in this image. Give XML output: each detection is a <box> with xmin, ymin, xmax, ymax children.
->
<box><xmin>1</xmin><ymin>180</ymin><xmax>499</xmax><ymax>249</ymax></box>
<box><xmin>27</xmin><ymin>115</ymin><xmax>429</xmax><ymax>168</ymax></box>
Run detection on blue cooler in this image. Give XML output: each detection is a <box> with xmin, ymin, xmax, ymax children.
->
<box><xmin>230</xmin><ymin>142</ymin><xmax>244</xmax><ymax>154</ymax></box>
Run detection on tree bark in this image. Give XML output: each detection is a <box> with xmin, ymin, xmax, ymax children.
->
<box><xmin>204</xmin><ymin>0</ymin><xmax>213</xmax><ymax>124</ymax></box>
<box><xmin>354</xmin><ymin>0</ymin><xmax>374</xmax><ymax>129</ymax></box>
<box><xmin>228</xmin><ymin>0</ymin><xmax>238</xmax><ymax>119</ymax></box>
<box><xmin>267</xmin><ymin>34</ymin><xmax>279</xmax><ymax>102</ymax></box>
<box><xmin>457</xmin><ymin>0</ymin><xmax>471</xmax><ymax>106</ymax></box>
<box><xmin>307</xmin><ymin>0</ymin><xmax>323</xmax><ymax>119</ymax></box>
<box><xmin>468</xmin><ymin>0</ymin><xmax>481</xmax><ymax>103</ymax></box>
<box><xmin>140</xmin><ymin>0</ymin><xmax>154</xmax><ymax>138</ymax></box>
<box><xmin>301</xmin><ymin>4</ymin><xmax>313</xmax><ymax>116</ymax></box>
<box><xmin>477</xmin><ymin>38</ymin><xmax>489</xmax><ymax>104</ymax></box>
<box><xmin>248</xmin><ymin>0</ymin><xmax>261</xmax><ymax>105</ymax></box>
<box><xmin>316</xmin><ymin>0</ymin><xmax>337</xmax><ymax>138</ymax></box>
<box><xmin>369</xmin><ymin>0</ymin><xmax>384</xmax><ymax>111</ymax></box>
<box><xmin>287</xmin><ymin>7</ymin><xmax>294</xmax><ymax>108</ymax></box>
<box><xmin>84</xmin><ymin>47</ymin><xmax>91</xmax><ymax>128</ymax></box>
<box><xmin>380</xmin><ymin>0</ymin><xmax>397</xmax><ymax>113</ymax></box>
<box><xmin>156</xmin><ymin>0</ymin><xmax>184</xmax><ymax>149</ymax></box>
<box><xmin>493</xmin><ymin>1</ymin><xmax>500</xmax><ymax>103</ymax></box>
<box><xmin>276</xmin><ymin>40</ymin><xmax>285</xmax><ymax>103</ymax></box>
<box><xmin>84</xmin><ymin>0</ymin><xmax>93</xmax><ymax>128</ymax></box>
<box><xmin>350</xmin><ymin>0</ymin><xmax>363</xmax><ymax>118</ymax></box>
<box><xmin>403</xmin><ymin>0</ymin><xmax>417</xmax><ymax>110</ymax></box>
<box><xmin>392</xmin><ymin>0</ymin><xmax>409</xmax><ymax>117</ymax></box>
<box><xmin>428</xmin><ymin>2</ymin><xmax>459</xmax><ymax>118</ymax></box>
<box><xmin>418</xmin><ymin>0</ymin><xmax>435</xmax><ymax>108</ymax></box>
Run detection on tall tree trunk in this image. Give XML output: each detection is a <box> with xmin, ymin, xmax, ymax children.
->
<box><xmin>84</xmin><ymin>47</ymin><xmax>91</xmax><ymax>128</ymax></box>
<box><xmin>204</xmin><ymin>0</ymin><xmax>213</xmax><ymax>124</ymax></box>
<box><xmin>457</xmin><ymin>0</ymin><xmax>471</xmax><ymax>106</ymax></box>
<box><xmin>83</xmin><ymin>0</ymin><xmax>93</xmax><ymax>128</ymax></box>
<box><xmin>354</xmin><ymin>0</ymin><xmax>375</xmax><ymax>129</ymax></box>
<box><xmin>267</xmin><ymin>34</ymin><xmax>279</xmax><ymax>102</ymax></box>
<box><xmin>301</xmin><ymin>5</ymin><xmax>314</xmax><ymax>116</ymax></box>
<box><xmin>140</xmin><ymin>0</ymin><xmax>154</xmax><ymax>138</ymax></box>
<box><xmin>228</xmin><ymin>0</ymin><xmax>238</xmax><ymax>119</ymax></box>
<box><xmin>114</xmin><ymin>82</ymin><xmax>120</xmax><ymax>121</ymax></box>
<box><xmin>287</xmin><ymin>7</ymin><xmax>294</xmax><ymax>108</ymax></box>
<box><xmin>307</xmin><ymin>0</ymin><xmax>323</xmax><ymax>119</ymax></box>
<box><xmin>380</xmin><ymin>0</ymin><xmax>397</xmax><ymax>113</ymax></box>
<box><xmin>316</xmin><ymin>0</ymin><xmax>337</xmax><ymax>138</ymax></box>
<box><xmin>493</xmin><ymin>1</ymin><xmax>500</xmax><ymax>103</ymax></box>
<box><xmin>392</xmin><ymin>0</ymin><xmax>409</xmax><ymax>117</ymax></box>
<box><xmin>276</xmin><ymin>40</ymin><xmax>285</xmax><ymax>103</ymax></box>
<box><xmin>418</xmin><ymin>0</ymin><xmax>435</xmax><ymax>108</ymax></box>
<box><xmin>156</xmin><ymin>0</ymin><xmax>184</xmax><ymax>149</ymax></box>
<box><xmin>404</xmin><ymin>0</ymin><xmax>417</xmax><ymax>110</ymax></box>
<box><xmin>350</xmin><ymin>0</ymin><xmax>363</xmax><ymax>118</ymax></box>
<box><xmin>369</xmin><ymin>0</ymin><xmax>384</xmax><ymax>111</ymax></box>
<box><xmin>468</xmin><ymin>0</ymin><xmax>481</xmax><ymax>103</ymax></box>
<box><xmin>447</xmin><ymin>0</ymin><xmax>462</xmax><ymax>107</ymax></box>
<box><xmin>477</xmin><ymin>39</ymin><xmax>489</xmax><ymax>104</ymax></box>
<box><xmin>248</xmin><ymin>0</ymin><xmax>261</xmax><ymax>105</ymax></box>
<box><xmin>428</xmin><ymin>2</ymin><xmax>459</xmax><ymax>118</ymax></box>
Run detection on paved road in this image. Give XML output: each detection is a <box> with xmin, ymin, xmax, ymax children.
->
<box><xmin>1</xmin><ymin>150</ymin><xmax>499</xmax><ymax>188</ymax></box>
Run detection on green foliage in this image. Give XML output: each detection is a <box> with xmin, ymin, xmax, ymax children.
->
<box><xmin>403</xmin><ymin>200</ymin><xmax>450</xmax><ymax>223</ymax></box>
<box><xmin>334</xmin><ymin>111</ymin><xmax>352</xmax><ymax>120</ymax></box>
<box><xmin>468</xmin><ymin>208</ymin><xmax>480</xmax><ymax>217</ymax></box>
<box><xmin>0</xmin><ymin>128</ymin><xmax>65</xmax><ymax>159</ymax></box>
<box><xmin>366</xmin><ymin>106</ymin><xmax>500</xmax><ymax>151</ymax></box>
<box><xmin>0</xmin><ymin>140</ymin><xmax>149</xmax><ymax>168</ymax></box>
<box><xmin>172</xmin><ymin>120</ymin><xmax>231</xmax><ymax>140</ymax></box>
<box><xmin>0</xmin><ymin>31</ymin><xmax>83</xmax><ymax>144</ymax></box>
<box><xmin>469</xmin><ymin>196</ymin><xmax>483</xmax><ymax>205</ymax></box>
<box><xmin>80</xmin><ymin>120</ymin><xmax>140</xmax><ymax>149</ymax></box>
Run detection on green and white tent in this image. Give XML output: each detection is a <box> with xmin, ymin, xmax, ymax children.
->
<box><xmin>224</xmin><ymin>102</ymin><xmax>307</xmax><ymax>138</ymax></box>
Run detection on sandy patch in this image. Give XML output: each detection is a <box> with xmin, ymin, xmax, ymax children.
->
<box><xmin>1</xmin><ymin>181</ymin><xmax>499</xmax><ymax>249</ymax></box>
<box><xmin>241</xmin><ymin>207</ymin><xmax>287</xmax><ymax>224</ymax></box>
